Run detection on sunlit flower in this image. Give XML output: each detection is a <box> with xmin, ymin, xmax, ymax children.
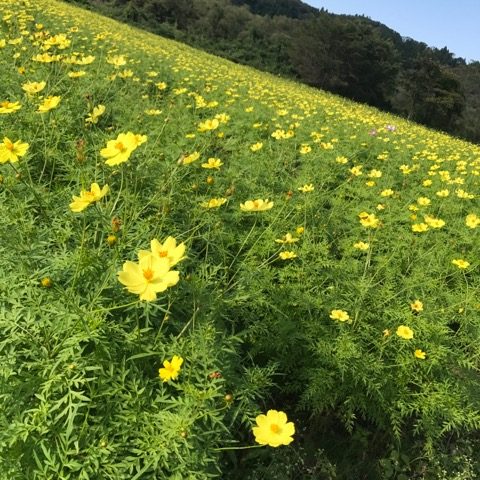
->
<box><xmin>396</xmin><ymin>325</ymin><xmax>414</xmax><ymax>340</ymax></box>
<box><xmin>275</xmin><ymin>233</ymin><xmax>299</xmax><ymax>244</ymax></box>
<box><xmin>182</xmin><ymin>151</ymin><xmax>200</xmax><ymax>165</ymax></box>
<box><xmin>69</xmin><ymin>183</ymin><xmax>109</xmax><ymax>212</ymax></box>
<box><xmin>330</xmin><ymin>309</ymin><xmax>350</xmax><ymax>322</ymax></box>
<box><xmin>353</xmin><ymin>241</ymin><xmax>369</xmax><ymax>251</ymax></box>
<box><xmin>299</xmin><ymin>144</ymin><xmax>311</xmax><ymax>154</ymax></box>
<box><xmin>201</xmin><ymin>197</ymin><xmax>227</xmax><ymax>208</ymax></box>
<box><xmin>252</xmin><ymin>410</ymin><xmax>295</xmax><ymax>447</ymax></box>
<box><xmin>298</xmin><ymin>183</ymin><xmax>314</xmax><ymax>193</ymax></box>
<box><xmin>358</xmin><ymin>212</ymin><xmax>379</xmax><ymax>228</ymax></box>
<box><xmin>414</xmin><ymin>349</ymin><xmax>426</xmax><ymax>359</ymax></box>
<box><xmin>410</xmin><ymin>300</ymin><xmax>423</xmax><ymax>313</ymax></box>
<box><xmin>201</xmin><ymin>157</ymin><xmax>223</xmax><ymax>169</ymax></box>
<box><xmin>0</xmin><ymin>100</ymin><xmax>22</xmax><ymax>114</ymax></box>
<box><xmin>296</xmin><ymin>226</ymin><xmax>305</xmax><ymax>235</ymax></box>
<box><xmin>0</xmin><ymin>137</ymin><xmax>29</xmax><ymax>163</ymax></box>
<box><xmin>380</xmin><ymin>189</ymin><xmax>394</xmax><ymax>197</ymax></box>
<box><xmin>22</xmin><ymin>81</ymin><xmax>46</xmax><ymax>95</ymax></box>
<box><xmin>240</xmin><ymin>199</ymin><xmax>273</xmax><ymax>212</ymax></box>
<box><xmin>452</xmin><ymin>259</ymin><xmax>470</xmax><ymax>269</ymax></box>
<box><xmin>465</xmin><ymin>214</ymin><xmax>480</xmax><ymax>228</ymax></box>
<box><xmin>412</xmin><ymin>223</ymin><xmax>429</xmax><ymax>233</ymax></box>
<box><xmin>139</xmin><ymin>237</ymin><xmax>186</xmax><ymax>267</ymax></box>
<box><xmin>106</xmin><ymin>55</ymin><xmax>127</xmax><ymax>67</ymax></box>
<box><xmin>85</xmin><ymin>104</ymin><xmax>105</xmax><ymax>124</ymax></box>
<box><xmin>144</xmin><ymin>109</ymin><xmax>162</xmax><ymax>115</ymax></box>
<box><xmin>279</xmin><ymin>251</ymin><xmax>297</xmax><ymax>260</ymax></box>
<box><xmin>118</xmin><ymin>253</ymin><xmax>179</xmax><ymax>301</ymax></box>
<box><xmin>159</xmin><ymin>355</ymin><xmax>183</xmax><ymax>382</ymax></box>
<box><xmin>250</xmin><ymin>142</ymin><xmax>263</xmax><ymax>152</ymax></box>
<box><xmin>417</xmin><ymin>197</ymin><xmax>431</xmax><ymax>206</ymax></box>
<box><xmin>198</xmin><ymin>118</ymin><xmax>219</xmax><ymax>132</ymax></box>
<box><xmin>100</xmin><ymin>132</ymin><xmax>146</xmax><ymax>166</ymax></box>
<box><xmin>37</xmin><ymin>95</ymin><xmax>61</xmax><ymax>113</ymax></box>
<box><xmin>68</xmin><ymin>70</ymin><xmax>86</xmax><ymax>78</ymax></box>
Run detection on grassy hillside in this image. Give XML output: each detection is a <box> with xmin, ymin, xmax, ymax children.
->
<box><xmin>1</xmin><ymin>0</ymin><xmax>479</xmax><ymax>478</ymax></box>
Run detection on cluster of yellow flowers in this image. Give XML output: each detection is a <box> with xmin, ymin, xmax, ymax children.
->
<box><xmin>118</xmin><ymin>237</ymin><xmax>185</xmax><ymax>302</ymax></box>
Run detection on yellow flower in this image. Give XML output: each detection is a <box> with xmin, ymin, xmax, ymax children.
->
<box><xmin>336</xmin><ymin>156</ymin><xmax>348</xmax><ymax>164</ymax></box>
<box><xmin>410</xmin><ymin>300</ymin><xmax>423</xmax><ymax>313</ymax></box>
<box><xmin>197</xmin><ymin>118</ymin><xmax>219</xmax><ymax>132</ymax></box>
<box><xmin>100</xmin><ymin>132</ymin><xmax>146</xmax><ymax>166</ymax></box>
<box><xmin>0</xmin><ymin>100</ymin><xmax>22</xmax><ymax>114</ymax></box>
<box><xmin>330</xmin><ymin>309</ymin><xmax>350</xmax><ymax>322</ymax></box>
<box><xmin>298</xmin><ymin>183</ymin><xmax>314</xmax><ymax>193</ymax></box>
<box><xmin>349</xmin><ymin>166</ymin><xmax>363</xmax><ymax>176</ymax></box>
<box><xmin>201</xmin><ymin>157</ymin><xmax>223</xmax><ymax>169</ymax></box>
<box><xmin>296</xmin><ymin>226</ymin><xmax>305</xmax><ymax>235</ymax></box>
<box><xmin>37</xmin><ymin>95</ymin><xmax>61</xmax><ymax>113</ymax></box>
<box><xmin>465</xmin><ymin>214</ymin><xmax>480</xmax><ymax>228</ymax></box>
<box><xmin>240</xmin><ymin>199</ymin><xmax>274</xmax><ymax>212</ymax></box>
<box><xmin>299</xmin><ymin>144</ymin><xmax>311</xmax><ymax>154</ymax></box>
<box><xmin>155</xmin><ymin>81</ymin><xmax>167</xmax><ymax>90</ymax></box>
<box><xmin>417</xmin><ymin>197</ymin><xmax>431</xmax><ymax>206</ymax></box>
<box><xmin>368</xmin><ymin>169</ymin><xmax>382</xmax><ymax>178</ymax></box>
<box><xmin>383</xmin><ymin>329</ymin><xmax>391</xmax><ymax>337</ymax></box>
<box><xmin>414</xmin><ymin>349</ymin><xmax>426</xmax><ymax>360</ymax></box>
<box><xmin>424</xmin><ymin>215</ymin><xmax>445</xmax><ymax>229</ymax></box>
<box><xmin>144</xmin><ymin>109</ymin><xmax>162</xmax><ymax>116</ymax></box>
<box><xmin>412</xmin><ymin>223</ymin><xmax>429</xmax><ymax>233</ymax></box>
<box><xmin>69</xmin><ymin>183</ymin><xmax>109</xmax><ymax>212</ymax></box>
<box><xmin>118</xmin><ymin>254</ymin><xmax>179</xmax><ymax>301</ymax></box>
<box><xmin>106</xmin><ymin>55</ymin><xmax>127</xmax><ymax>67</ymax></box>
<box><xmin>250</xmin><ymin>142</ymin><xmax>263</xmax><ymax>152</ymax></box>
<box><xmin>159</xmin><ymin>355</ymin><xmax>183</xmax><ymax>382</ymax></box>
<box><xmin>201</xmin><ymin>198</ymin><xmax>227</xmax><ymax>208</ymax></box>
<box><xmin>353</xmin><ymin>241</ymin><xmax>369</xmax><ymax>251</ymax></box>
<box><xmin>275</xmin><ymin>233</ymin><xmax>299</xmax><ymax>244</ymax></box>
<box><xmin>358</xmin><ymin>212</ymin><xmax>379</xmax><ymax>228</ymax></box>
<box><xmin>452</xmin><ymin>259</ymin><xmax>470</xmax><ymax>269</ymax></box>
<box><xmin>85</xmin><ymin>104</ymin><xmax>105</xmax><ymax>124</ymax></box>
<box><xmin>22</xmin><ymin>81</ymin><xmax>46</xmax><ymax>95</ymax></box>
<box><xmin>396</xmin><ymin>325</ymin><xmax>414</xmax><ymax>340</ymax></box>
<box><xmin>279</xmin><ymin>251</ymin><xmax>297</xmax><ymax>260</ymax></box>
<box><xmin>252</xmin><ymin>410</ymin><xmax>295</xmax><ymax>447</ymax></box>
<box><xmin>68</xmin><ymin>70</ymin><xmax>86</xmax><ymax>78</ymax></box>
<box><xmin>139</xmin><ymin>237</ymin><xmax>186</xmax><ymax>267</ymax></box>
<box><xmin>380</xmin><ymin>189</ymin><xmax>394</xmax><ymax>197</ymax></box>
<box><xmin>436</xmin><ymin>189</ymin><xmax>449</xmax><ymax>197</ymax></box>
<box><xmin>0</xmin><ymin>137</ymin><xmax>29</xmax><ymax>163</ymax></box>
<box><xmin>182</xmin><ymin>151</ymin><xmax>200</xmax><ymax>165</ymax></box>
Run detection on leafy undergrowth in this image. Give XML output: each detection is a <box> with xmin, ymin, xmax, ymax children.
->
<box><xmin>0</xmin><ymin>1</ymin><xmax>479</xmax><ymax>478</ymax></box>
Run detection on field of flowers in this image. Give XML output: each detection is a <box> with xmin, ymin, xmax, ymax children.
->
<box><xmin>1</xmin><ymin>0</ymin><xmax>479</xmax><ymax>478</ymax></box>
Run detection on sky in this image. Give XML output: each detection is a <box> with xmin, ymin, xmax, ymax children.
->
<box><xmin>304</xmin><ymin>0</ymin><xmax>480</xmax><ymax>63</ymax></box>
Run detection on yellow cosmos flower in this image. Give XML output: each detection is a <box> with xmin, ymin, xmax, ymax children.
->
<box><xmin>68</xmin><ymin>71</ymin><xmax>86</xmax><ymax>78</ymax></box>
<box><xmin>396</xmin><ymin>325</ymin><xmax>414</xmax><ymax>340</ymax></box>
<box><xmin>349</xmin><ymin>166</ymin><xmax>362</xmax><ymax>176</ymax></box>
<box><xmin>201</xmin><ymin>158</ymin><xmax>223</xmax><ymax>169</ymax></box>
<box><xmin>106</xmin><ymin>55</ymin><xmax>127</xmax><ymax>67</ymax></box>
<box><xmin>279</xmin><ymin>251</ymin><xmax>297</xmax><ymax>260</ymax></box>
<box><xmin>69</xmin><ymin>183</ymin><xmax>109</xmax><ymax>212</ymax></box>
<box><xmin>436</xmin><ymin>189</ymin><xmax>449</xmax><ymax>197</ymax></box>
<box><xmin>298</xmin><ymin>183</ymin><xmax>314</xmax><ymax>193</ymax></box>
<box><xmin>353</xmin><ymin>241</ymin><xmax>369</xmax><ymax>251</ymax></box>
<box><xmin>197</xmin><ymin>118</ymin><xmax>219</xmax><ymax>132</ymax></box>
<box><xmin>100</xmin><ymin>132</ymin><xmax>147</xmax><ymax>166</ymax></box>
<box><xmin>144</xmin><ymin>109</ymin><xmax>162</xmax><ymax>116</ymax></box>
<box><xmin>330</xmin><ymin>309</ymin><xmax>350</xmax><ymax>322</ymax></box>
<box><xmin>155</xmin><ymin>81</ymin><xmax>167</xmax><ymax>90</ymax></box>
<box><xmin>182</xmin><ymin>151</ymin><xmax>200</xmax><ymax>165</ymax></box>
<box><xmin>37</xmin><ymin>96</ymin><xmax>61</xmax><ymax>113</ymax></box>
<box><xmin>336</xmin><ymin>156</ymin><xmax>348</xmax><ymax>164</ymax></box>
<box><xmin>22</xmin><ymin>81</ymin><xmax>46</xmax><ymax>95</ymax></box>
<box><xmin>412</xmin><ymin>223</ymin><xmax>429</xmax><ymax>233</ymax></box>
<box><xmin>85</xmin><ymin>104</ymin><xmax>105</xmax><ymax>125</ymax></box>
<box><xmin>240</xmin><ymin>199</ymin><xmax>274</xmax><ymax>212</ymax></box>
<box><xmin>275</xmin><ymin>233</ymin><xmax>299</xmax><ymax>244</ymax></box>
<box><xmin>252</xmin><ymin>410</ymin><xmax>295</xmax><ymax>447</ymax></box>
<box><xmin>250</xmin><ymin>142</ymin><xmax>263</xmax><ymax>152</ymax></box>
<box><xmin>159</xmin><ymin>355</ymin><xmax>184</xmax><ymax>382</ymax></box>
<box><xmin>368</xmin><ymin>169</ymin><xmax>382</xmax><ymax>178</ymax></box>
<box><xmin>410</xmin><ymin>300</ymin><xmax>423</xmax><ymax>313</ymax></box>
<box><xmin>201</xmin><ymin>198</ymin><xmax>227</xmax><ymax>208</ymax></box>
<box><xmin>358</xmin><ymin>212</ymin><xmax>379</xmax><ymax>228</ymax></box>
<box><xmin>118</xmin><ymin>254</ymin><xmax>179</xmax><ymax>302</ymax></box>
<box><xmin>139</xmin><ymin>237</ymin><xmax>186</xmax><ymax>267</ymax></box>
<box><xmin>299</xmin><ymin>144</ymin><xmax>311</xmax><ymax>154</ymax></box>
<box><xmin>0</xmin><ymin>100</ymin><xmax>22</xmax><ymax>114</ymax></box>
<box><xmin>424</xmin><ymin>215</ymin><xmax>445</xmax><ymax>229</ymax></box>
<box><xmin>452</xmin><ymin>259</ymin><xmax>470</xmax><ymax>269</ymax></box>
<box><xmin>414</xmin><ymin>349</ymin><xmax>426</xmax><ymax>359</ymax></box>
<box><xmin>380</xmin><ymin>189</ymin><xmax>394</xmax><ymax>197</ymax></box>
<box><xmin>465</xmin><ymin>214</ymin><xmax>480</xmax><ymax>228</ymax></box>
<box><xmin>0</xmin><ymin>137</ymin><xmax>29</xmax><ymax>163</ymax></box>
<box><xmin>417</xmin><ymin>197</ymin><xmax>431</xmax><ymax>206</ymax></box>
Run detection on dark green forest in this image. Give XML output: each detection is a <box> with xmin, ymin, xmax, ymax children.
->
<box><xmin>69</xmin><ymin>0</ymin><xmax>480</xmax><ymax>142</ymax></box>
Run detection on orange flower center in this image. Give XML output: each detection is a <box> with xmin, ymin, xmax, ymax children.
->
<box><xmin>253</xmin><ymin>200</ymin><xmax>260</xmax><ymax>208</ymax></box>
<box><xmin>143</xmin><ymin>268</ymin><xmax>154</xmax><ymax>281</ymax></box>
<box><xmin>270</xmin><ymin>423</ymin><xmax>280</xmax><ymax>434</ymax></box>
<box><xmin>6</xmin><ymin>142</ymin><xmax>14</xmax><ymax>151</ymax></box>
<box><xmin>159</xmin><ymin>250</ymin><xmax>168</xmax><ymax>258</ymax></box>
<box><xmin>115</xmin><ymin>141</ymin><xmax>126</xmax><ymax>152</ymax></box>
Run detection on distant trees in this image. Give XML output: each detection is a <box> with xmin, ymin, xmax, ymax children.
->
<box><xmin>65</xmin><ymin>0</ymin><xmax>480</xmax><ymax>143</ymax></box>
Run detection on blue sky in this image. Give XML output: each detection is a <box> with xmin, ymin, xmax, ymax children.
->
<box><xmin>304</xmin><ymin>0</ymin><xmax>480</xmax><ymax>63</ymax></box>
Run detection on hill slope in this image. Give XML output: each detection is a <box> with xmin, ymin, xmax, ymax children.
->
<box><xmin>1</xmin><ymin>0</ymin><xmax>479</xmax><ymax>478</ymax></box>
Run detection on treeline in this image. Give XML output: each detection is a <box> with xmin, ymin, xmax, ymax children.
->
<box><xmin>69</xmin><ymin>0</ymin><xmax>480</xmax><ymax>142</ymax></box>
